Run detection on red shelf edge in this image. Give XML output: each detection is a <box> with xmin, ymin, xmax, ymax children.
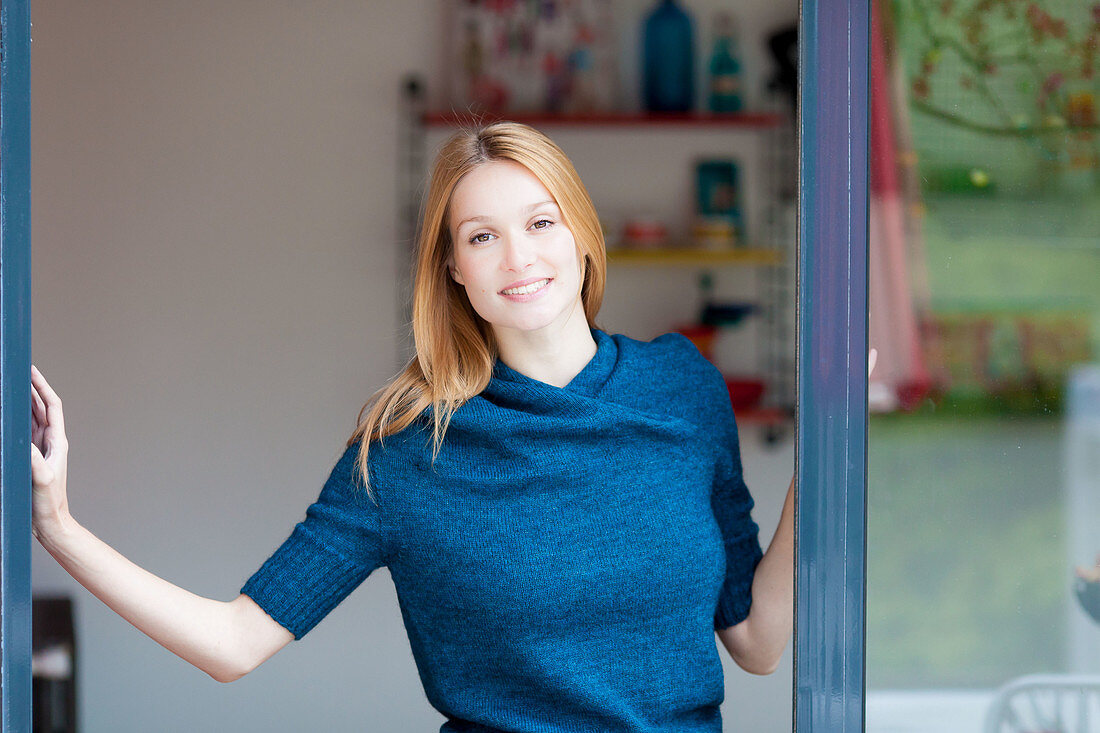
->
<box><xmin>733</xmin><ymin>407</ymin><xmax>791</xmax><ymax>426</ymax></box>
<box><xmin>421</xmin><ymin>110</ymin><xmax>785</xmax><ymax>129</ymax></box>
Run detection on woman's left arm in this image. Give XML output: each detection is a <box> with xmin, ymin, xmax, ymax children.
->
<box><xmin>718</xmin><ymin>350</ymin><xmax>874</xmax><ymax>672</ymax></box>
<box><xmin>716</xmin><ymin>475</ymin><xmax>795</xmax><ymax>675</ymax></box>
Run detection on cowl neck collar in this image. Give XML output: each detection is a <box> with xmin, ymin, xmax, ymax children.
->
<box><xmin>487</xmin><ymin>328</ymin><xmax>617</xmax><ymax>399</ymax></box>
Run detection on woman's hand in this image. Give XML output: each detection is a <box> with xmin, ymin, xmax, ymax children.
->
<box><xmin>717</xmin><ymin>476</ymin><xmax>795</xmax><ymax>675</ymax></box>
<box><xmin>30</xmin><ymin>364</ymin><xmax>72</xmax><ymax>540</ymax></box>
<box><xmin>1077</xmin><ymin>554</ymin><xmax>1100</xmax><ymax>583</ymax></box>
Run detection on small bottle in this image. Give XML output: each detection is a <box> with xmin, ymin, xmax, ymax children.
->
<box><xmin>707</xmin><ymin>12</ymin><xmax>743</xmax><ymax>113</ymax></box>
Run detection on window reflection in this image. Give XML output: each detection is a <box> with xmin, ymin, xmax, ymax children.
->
<box><xmin>867</xmin><ymin>0</ymin><xmax>1100</xmax><ymax>730</ymax></box>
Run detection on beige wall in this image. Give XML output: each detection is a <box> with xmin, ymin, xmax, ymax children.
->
<box><xmin>30</xmin><ymin>2</ymin><xmax>793</xmax><ymax>730</ymax></box>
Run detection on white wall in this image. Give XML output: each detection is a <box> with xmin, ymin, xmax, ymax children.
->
<box><xmin>30</xmin><ymin>1</ymin><xmax>793</xmax><ymax>730</ymax></box>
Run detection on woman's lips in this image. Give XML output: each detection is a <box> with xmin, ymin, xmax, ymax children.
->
<box><xmin>499</xmin><ymin>277</ymin><xmax>552</xmax><ymax>301</ymax></box>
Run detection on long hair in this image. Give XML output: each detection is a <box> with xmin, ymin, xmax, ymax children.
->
<box><xmin>347</xmin><ymin>121</ymin><xmax>607</xmax><ymax>500</ymax></box>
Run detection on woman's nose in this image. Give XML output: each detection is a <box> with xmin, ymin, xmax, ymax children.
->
<box><xmin>501</xmin><ymin>233</ymin><xmax>537</xmax><ymax>271</ymax></box>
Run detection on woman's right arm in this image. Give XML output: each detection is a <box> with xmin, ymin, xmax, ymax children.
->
<box><xmin>30</xmin><ymin>365</ymin><xmax>293</xmax><ymax>683</ymax></box>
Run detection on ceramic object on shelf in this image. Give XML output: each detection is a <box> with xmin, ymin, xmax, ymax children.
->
<box><xmin>675</xmin><ymin>323</ymin><xmax>718</xmax><ymax>361</ymax></box>
<box><xmin>724</xmin><ymin>377</ymin><xmax>766</xmax><ymax>410</ymax></box>
<box><xmin>621</xmin><ymin>216</ymin><xmax>669</xmax><ymax>249</ymax></box>
<box><xmin>692</xmin><ymin>216</ymin><xmax>738</xmax><ymax>249</ymax></box>
<box><xmin>700</xmin><ymin>301</ymin><xmax>755</xmax><ymax>327</ymax></box>
<box><xmin>695</xmin><ymin>158</ymin><xmax>744</xmax><ymax>242</ymax></box>
<box><xmin>707</xmin><ymin>12</ymin><xmax>743</xmax><ymax>113</ymax></box>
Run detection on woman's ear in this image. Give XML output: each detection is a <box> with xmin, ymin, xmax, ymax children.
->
<box><xmin>448</xmin><ymin>258</ymin><xmax>465</xmax><ymax>286</ymax></box>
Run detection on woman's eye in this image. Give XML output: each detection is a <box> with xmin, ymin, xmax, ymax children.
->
<box><xmin>531</xmin><ymin>219</ymin><xmax>553</xmax><ymax>230</ymax></box>
<box><xmin>470</xmin><ymin>232</ymin><xmax>493</xmax><ymax>244</ymax></box>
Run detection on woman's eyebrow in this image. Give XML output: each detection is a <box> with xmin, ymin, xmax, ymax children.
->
<box><xmin>455</xmin><ymin>215</ymin><xmax>492</xmax><ymax>229</ymax></box>
<box><xmin>455</xmin><ymin>202</ymin><xmax>559</xmax><ymax>230</ymax></box>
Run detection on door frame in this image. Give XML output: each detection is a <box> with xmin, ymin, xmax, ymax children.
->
<box><xmin>1</xmin><ymin>0</ymin><xmax>34</xmax><ymax>728</ymax></box>
<box><xmin>795</xmin><ymin>0</ymin><xmax>870</xmax><ymax>730</ymax></box>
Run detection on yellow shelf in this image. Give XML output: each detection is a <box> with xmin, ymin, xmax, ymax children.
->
<box><xmin>606</xmin><ymin>247</ymin><xmax>782</xmax><ymax>266</ymax></box>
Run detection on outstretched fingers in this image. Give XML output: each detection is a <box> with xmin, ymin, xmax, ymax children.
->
<box><xmin>30</xmin><ymin>364</ymin><xmax>66</xmax><ymax>438</ymax></box>
<box><xmin>32</xmin><ymin>383</ymin><xmax>46</xmax><ymax>424</ymax></box>
<box><xmin>31</xmin><ymin>382</ymin><xmax>48</xmax><ymax>448</ymax></box>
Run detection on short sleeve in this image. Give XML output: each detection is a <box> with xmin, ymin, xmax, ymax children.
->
<box><xmin>241</xmin><ymin>441</ymin><xmax>390</xmax><ymax>639</ymax></box>
<box><xmin>704</xmin><ymin>372</ymin><xmax>764</xmax><ymax>630</ymax></box>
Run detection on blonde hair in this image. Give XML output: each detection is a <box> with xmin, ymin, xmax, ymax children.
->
<box><xmin>347</xmin><ymin>121</ymin><xmax>607</xmax><ymax>500</ymax></box>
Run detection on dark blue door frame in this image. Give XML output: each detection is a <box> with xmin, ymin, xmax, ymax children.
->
<box><xmin>0</xmin><ymin>1</ymin><xmax>870</xmax><ymax>730</ymax></box>
<box><xmin>796</xmin><ymin>0</ymin><xmax>870</xmax><ymax>730</ymax></box>
<box><xmin>1</xmin><ymin>0</ymin><xmax>34</xmax><ymax>729</ymax></box>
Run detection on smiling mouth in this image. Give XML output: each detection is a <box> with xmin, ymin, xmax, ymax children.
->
<box><xmin>500</xmin><ymin>278</ymin><xmax>552</xmax><ymax>296</ymax></box>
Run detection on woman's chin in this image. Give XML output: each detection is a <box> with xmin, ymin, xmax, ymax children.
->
<box><xmin>480</xmin><ymin>294</ymin><xmax>585</xmax><ymax>337</ymax></box>
<box><xmin>488</xmin><ymin>311</ymin><xmax>563</xmax><ymax>336</ymax></box>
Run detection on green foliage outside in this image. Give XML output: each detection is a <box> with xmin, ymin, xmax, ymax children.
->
<box><xmin>890</xmin><ymin>0</ymin><xmax>1099</xmax><ymax>196</ymax></box>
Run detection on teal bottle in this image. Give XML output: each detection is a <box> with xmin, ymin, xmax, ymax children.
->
<box><xmin>643</xmin><ymin>0</ymin><xmax>695</xmax><ymax>112</ymax></box>
<box><xmin>707</xmin><ymin>13</ymin><xmax>743</xmax><ymax>113</ymax></box>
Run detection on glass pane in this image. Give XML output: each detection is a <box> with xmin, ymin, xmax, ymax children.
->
<box><xmin>867</xmin><ymin>1</ymin><xmax>1100</xmax><ymax>731</ymax></box>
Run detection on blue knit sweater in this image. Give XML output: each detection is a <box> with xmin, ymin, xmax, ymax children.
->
<box><xmin>241</xmin><ymin>329</ymin><xmax>763</xmax><ymax>732</ymax></box>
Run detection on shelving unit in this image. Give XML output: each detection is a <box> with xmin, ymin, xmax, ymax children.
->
<box><xmin>399</xmin><ymin>76</ymin><xmax>796</xmax><ymax>441</ymax></box>
<box><xmin>606</xmin><ymin>247</ymin><xmax>781</xmax><ymax>266</ymax></box>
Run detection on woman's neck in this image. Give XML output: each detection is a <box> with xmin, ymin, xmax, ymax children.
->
<box><xmin>494</xmin><ymin>309</ymin><xmax>597</xmax><ymax>389</ymax></box>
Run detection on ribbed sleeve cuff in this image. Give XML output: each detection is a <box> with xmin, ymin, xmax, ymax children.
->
<box><xmin>713</xmin><ymin>534</ymin><xmax>764</xmax><ymax>630</ymax></box>
<box><xmin>241</xmin><ymin>525</ymin><xmax>368</xmax><ymax>640</ymax></box>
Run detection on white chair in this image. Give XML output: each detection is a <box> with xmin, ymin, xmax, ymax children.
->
<box><xmin>984</xmin><ymin>675</ymin><xmax>1100</xmax><ymax>733</ymax></box>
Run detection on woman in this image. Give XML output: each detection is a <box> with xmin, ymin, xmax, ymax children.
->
<box><xmin>31</xmin><ymin>122</ymin><xmax>794</xmax><ymax>731</ymax></box>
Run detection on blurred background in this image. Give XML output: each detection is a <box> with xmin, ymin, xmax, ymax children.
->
<box><xmin>866</xmin><ymin>0</ymin><xmax>1100</xmax><ymax>730</ymax></box>
<box><xmin>29</xmin><ymin>1</ymin><xmax>798</xmax><ymax>730</ymax></box>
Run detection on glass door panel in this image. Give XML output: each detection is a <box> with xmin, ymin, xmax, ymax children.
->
<box><xmin>867</xmin><ymin>1</ymin><xmax>1100</xmax><ymax>730</ymax></box>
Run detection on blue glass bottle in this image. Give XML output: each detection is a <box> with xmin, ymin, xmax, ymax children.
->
<box><xmin>643</xmin><ymin>0</ymin><xmax>695</xmax><ymax>112</ymax></box>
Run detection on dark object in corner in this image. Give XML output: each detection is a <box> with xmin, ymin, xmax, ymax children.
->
<box><xmin>766</xmin><ymin>24</ymin><xmax>798</xmax><ymax>115</ymax></box>
<box><xmin>33</xmin><ymin>596</ymin><xmax>77</xmax><ymax>733</ymax></box>
<box><xmin>1078</xmin><ymin>578</ymin><xmax>1100</xmax><ymax>625</ymax></box>
<box><xmin>701</xmin><ymin>301</ymin><xmax>755</xmax><ymax>327</ymax></box>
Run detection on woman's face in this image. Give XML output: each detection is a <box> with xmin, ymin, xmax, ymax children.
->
<box><xmin>447</xmin><ymin>159</ymin><xmax>586</xmax><ymax>339</ymax></box>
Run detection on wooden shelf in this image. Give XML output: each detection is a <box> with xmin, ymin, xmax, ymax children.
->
<box><xmin>422</xmin><ymin>110</ymin><xmax>785</xmax><ymax>129</ymax></box>
<box><xmin>606</xmin><ymin>247</ymin><xmax>781</xmax><ymax>266</ymax></box>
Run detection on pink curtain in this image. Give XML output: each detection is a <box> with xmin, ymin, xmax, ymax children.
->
<box><xmin>868</xmin><ymin>0</ymin><xmax>933</xmax><ymax>411</ymax></box>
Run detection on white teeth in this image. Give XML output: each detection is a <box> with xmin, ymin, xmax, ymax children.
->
<box><xmin>502</xmin><ymin>278</ymin><xmax>549</xmax><ymax>296</ymax></box>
